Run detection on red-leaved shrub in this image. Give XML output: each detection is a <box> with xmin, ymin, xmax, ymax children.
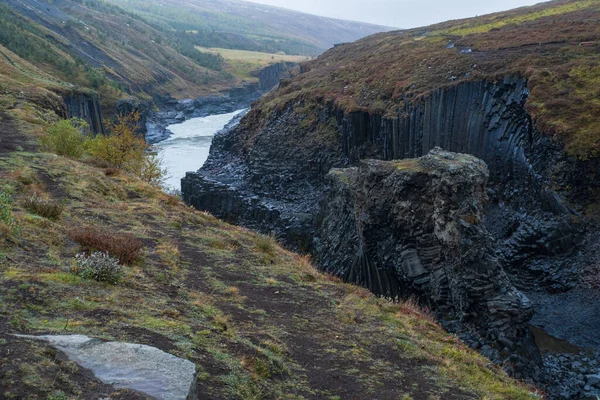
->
<box><xmin>68</xmin><ymin>225</ymin><xmax>143</xmax><ymax>264</ymax></box>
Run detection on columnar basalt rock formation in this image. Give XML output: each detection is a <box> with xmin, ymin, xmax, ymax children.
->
<box><xmin>315</xmin><ymin>149</ymin><xmax>539</xmax><ymax>375</ymax></box>
<box><xmin>62</xmin><ymin>93</ymin><xmax>105</xmax><ymax>135</ymax></box>
<box><xmin>257</xmin><ymin>62</ymin><xmax>296</xmax><ymax>92</ymax></box>
<box><xmin>183</xmin><ymin>76</ymin><xmax>585</xmax><ymax>286</ymax></box>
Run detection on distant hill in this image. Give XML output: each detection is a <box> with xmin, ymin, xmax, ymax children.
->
<box><xmin>0</xmin><ymin>0</ymin><xmax>390</xmax><ymax>115</ymax></box>
<box><xmin>103</xmin><ymin>0</ymin><xmax>392</xmax><ymax>56</ymax></box>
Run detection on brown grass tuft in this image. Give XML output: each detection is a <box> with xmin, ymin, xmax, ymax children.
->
<box><xmin>104</xmin><ymin>167</ymin><xmax>121</xmax><ymax>177</ymax></box>
<box><xmin>22</xmin><ymin>193</ymin><xmax>63</xmax><ymax>220</ymax></box>
<box><xmin>68</xmin><ymin>225</ymin><xmax>143</xmax><ymax>264</ymax></box>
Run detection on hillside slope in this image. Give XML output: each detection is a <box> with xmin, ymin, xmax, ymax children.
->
<box><xmin>103</xmin><ymin>0</ymin><xmax>391</xmax><ymax>55</ymax></box>
<box><xmin>253</xmin><ymin>0</ymin><xmax>600</xmax><ymax>159</ymax></box>
<box><xmin>0</xmin><ymin>95</ymin><xmax>536</xmax><ymax>398</ymax></box>
<box><xmin>1</xmin><ymin>0</ymin><xmax>233</xmax><ymax>101</ymax></box>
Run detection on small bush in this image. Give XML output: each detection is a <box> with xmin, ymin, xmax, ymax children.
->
<box><xmin>68</xmin><ymin>225</ymin><xmax>143</xmax><ymax>264</ymax></box>
<box><xmin>86</xmin><ymin>112</ymin><xmax>166</xmax><ymax>186</ymax></box>
<box><xmin>41</xmin><ymin>118</ymin><xmax>90</xmax><ymax>158</ymax></box>
<box><xmin>72</xmin><ymin>251</ymin><xmax>122</xmax><ymax>284</ymax></box>
<box><xmin>104</xmin><ymin>167</ymin><xmax>121</xmax><ymax>176</ymax></box>
<box><xmin>22</xmin><ymin>193</ymin><xmax>64</xmax><ymax>220</ymax></box>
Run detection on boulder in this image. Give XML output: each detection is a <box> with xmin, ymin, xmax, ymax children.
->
<box><xmin>16</xmin><ymin>334</ymin><xmax>197</xmax><ymax>400</ymax></box>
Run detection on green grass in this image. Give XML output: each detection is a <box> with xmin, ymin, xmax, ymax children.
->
<box><xmin>435</xmin><ymin>0</ymin><xmax>597</xmax><ymax>36</ymax></box>
<box><xmin>196</xmin><ymin>47</ymin><xmax>310</xmax><ymax>80</ymax></box>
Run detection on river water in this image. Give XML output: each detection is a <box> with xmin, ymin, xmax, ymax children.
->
<box><xmin>155</xmin><ymin>109</ymin><xmax>245</xmax><ymax>191</ymax></box>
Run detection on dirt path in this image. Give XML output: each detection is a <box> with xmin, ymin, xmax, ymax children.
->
<box><xmin>0</xmin><ymin>112</ymin><xmax>36</xmax><ymax>154</ymax></box>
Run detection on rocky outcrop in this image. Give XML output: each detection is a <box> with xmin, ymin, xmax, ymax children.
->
<box><xmin>257</xmin><ymin>62</ymin><xmax>296</xmax><ymax>92</ymax></box>
<box><xmin>185</xmin><ymin>75</ymin><xmax>587</xmax><ymax>287</ymax></box>
<box><xmin>330</xmin><ymin>75</ymin><xmax>582</xmax><ymax>288</ymax></box>
<box><xmin>315</xmin><ymin>149</ymin><xmax>539</xmax><ymax>375</ymax></box>
<box><xmin>62</xmin><ymin>93</ymin><xmax>105</xmax><ymax>134</ymax></box>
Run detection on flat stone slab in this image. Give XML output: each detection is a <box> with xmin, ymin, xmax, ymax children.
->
<box><xmin>16</xmin><ymin>334</ymin><xmax>196</xmax><ymax>400</ymax></box>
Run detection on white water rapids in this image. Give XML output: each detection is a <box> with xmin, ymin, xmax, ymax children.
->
<box><xmin>155</xmin><ymin>109</ymin><xmax>245</xmax><ymax>191</ymax></box>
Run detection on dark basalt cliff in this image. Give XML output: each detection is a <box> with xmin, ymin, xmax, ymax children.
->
<box><xmin>316</xmin><ymin>149</ymin><xmax>539</xmax><ymax>376</ymax></box>
<box><xmin>257</xmin><ymin>62</ymin><xmax>296</xmax><ymax>92</ymax></box>
<box><xmin>183</xmin><ymin>76</ymin><xmax>583</xmax><ymax>280</ymax></box>
<box><xmin>182</xmin><ymin>73</ymin><xmax>600</xmax><ymax>385</ymax></box>
<box><xmin>62</xmin><ymin>93</ymin><xmax>105</xmax><ymax>135</ymax></box>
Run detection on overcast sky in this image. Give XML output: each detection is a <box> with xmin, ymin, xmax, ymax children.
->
<box><xmin>246</xmin><ymin>0</ymin><xmax>550</xmax><ymax>28</ymax></box>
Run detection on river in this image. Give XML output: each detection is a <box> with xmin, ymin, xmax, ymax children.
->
<box><xmin>155</xmin><ymin>109</ymin><xmax>246</xmax><ymax>191</ymax></box>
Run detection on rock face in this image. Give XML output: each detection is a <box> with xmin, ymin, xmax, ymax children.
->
<box><xmin>184</xmin><ymin>76</ymin><xmax>592</xmax><ymax>287</ymax></box>
<box><xmin>17</xmin><ymin>335</ymin><xmax>197</xmax><ymax>400</ymax></box>
<box><xmin>315</xmin><ymin>149</ymin><xmax>539</xmax><ymax>375</ymax></box>
<box><xmin>257</xmin><ymin>62</ymin><xmax>296</xmax><ymax>92</ymax></box>
<box><xmin>62</xmin><ymin>93</ymin><xmax>105</xmax><ymax>135</ymax></box>
<box><xmin>182</xmin><ymin>74</ymin><xmax>600</xmax><ymax>380</ymax></box>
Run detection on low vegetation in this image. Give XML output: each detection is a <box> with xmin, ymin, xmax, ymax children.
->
<box><xmin>40</xmin><ymin>114</ymin><xmax>166</xmax><ymax>187</ymax></box>
<box><xmin>68</xmin><ymin>225</ymin><xmax>143</xmax><ymax>265</ymax></box>
<box><xmin>72</xmin><ymin>252</ymin><xmax>123</xmax><ymax>284</ymax></box>
<box><xmin>21</xmin><ymin>193</ymin><xmax>64</xmax><ymax>221</ymax></box>
<box><xmin>40</xmin><ymin>118</ymin><xmax>90</xmax><ymax>159</ymax></box>
<box><xmin>86</xmin><ymin>112</ymin><xmax>166</xmax><ymax>186</ymax></box>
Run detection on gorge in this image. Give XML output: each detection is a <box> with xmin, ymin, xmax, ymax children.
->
<box><xmin>181</xmin><ymin>2</ymin><xmax>600</xmax><ymax>396</ymax></box>
<box><xmin>1</xmin><ymin>0</ymin><xmax>599</xmax><ymax>398</ymax></box>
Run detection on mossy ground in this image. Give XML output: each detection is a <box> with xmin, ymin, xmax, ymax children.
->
<box><xmin>0</xmin><ymin>106</ymin><xmax>540</xmax><ymax>399</ymax></box>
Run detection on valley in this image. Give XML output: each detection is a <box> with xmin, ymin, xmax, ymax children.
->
<box><xmin>0</xmin><ymin>0</ymin><xmax>599</xmax><ymax>399</ymax></box>
<box><xmin>157</xmin><ymin>109</ymin><xmax>247</xmax><ymax>191</ymax></box>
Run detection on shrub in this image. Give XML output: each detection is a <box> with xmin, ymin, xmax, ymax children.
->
<box><xmin>87</xmin><ymin>112</ymin><xmax>166</xmax><ymax>186</ymax></box>
<box><xmin>22</xmin><ymin>193</ymin><xmax>64</xmax><ymax>220</ymax></box>
<box><xmin>137</xmin><ymin>152</ymin><xmax>166</xmax><ymax>187</ymax></box>
<box><xmin>104</xmin><ymin>167</ymin><xmax>121</xmax><ymax>176</ymax></box>
<box><xmin>0</xmin><ymin>189</ymin><xmax>18</xmax><ymax>238</ymax></box>
<box><xmin>72</xmin><ymin>251</ymin><xmax>122</xmax><ymax>284</ymax></box>
<box><xmin>68</xmin><ymin>225</ymin><xmax>143</xmax><ymax>264</ymax></box>
<box><xmin>41</xmin><ymin>118</ymin><xmax>90</xmax><ymax>158</ymax></box>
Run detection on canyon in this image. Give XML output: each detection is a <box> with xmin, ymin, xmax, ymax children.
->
<box><xmin>181</xmin><ymin>5</ymin><xmax>600</xmax><ymax>394</ymax></box>
<box><xmin>1</xmin><ymin>0</ymin><xmax>599</xmax><ymax>398</ymax></box>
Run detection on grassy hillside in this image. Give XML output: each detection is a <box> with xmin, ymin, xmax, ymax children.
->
<box><xmin>0</xmin><ymin>0</ymin><xmax>389</xmax><ymax>119</ymax></box>
<box><xmin>1</xmin><ymin>0</ymin><xmax>235</xmax><ymax>102</ymax></box>
<box><xmin>103</xmin><ymin>0</ymin><xmax>391</xmax><ymax>56</ymax></box>
<box><xmin>254</xmin><ymin>0</ymin><xmax>600</xmax><ymax>159</ymax></box>
<box><xmin>0</xmin><ymin>73</ymin><xmax>539</xmax><ymax>399</ymax></box>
